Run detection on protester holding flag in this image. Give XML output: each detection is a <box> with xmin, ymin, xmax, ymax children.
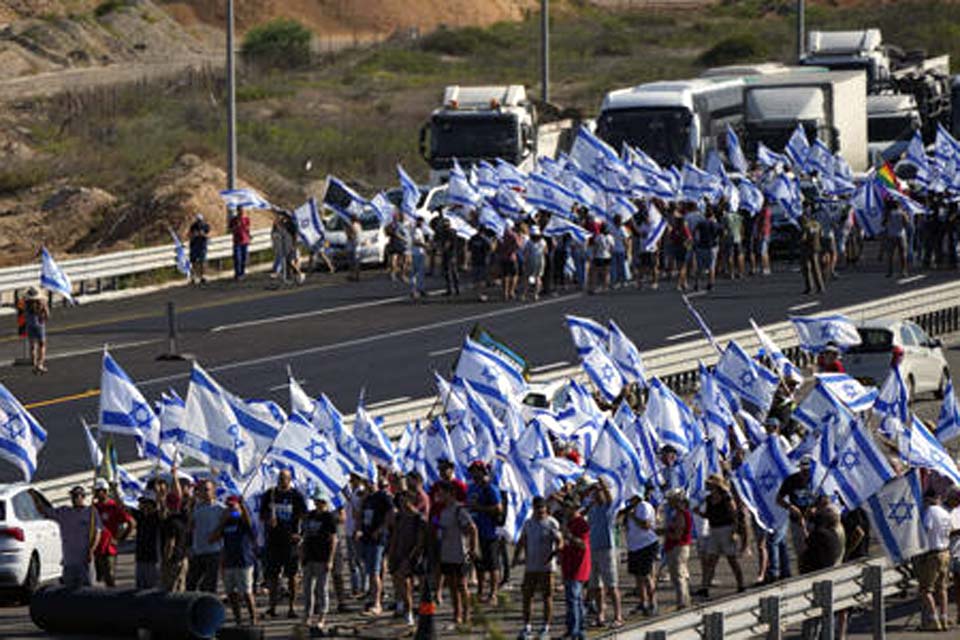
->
<box><xmin>777</xmin><ymin>456</ymin><xmax>816</xmax><ymax>571</ymax></box>
<box><xmin>34</xmin><ymin>485</ymin><xmax>103</xmax><ymax>589</ymax></box>
<box><xmin>129</xmin><ymin>490</ymin><xmax>164</xmax><ymax>589</ymax></box>
<box><xmin>92</xmin><ymin>477</ymin><xmax>133</xmax><ymax>587</ymax></box>
<box><xmin>188</xmin><ymin>214</ymin><xmax>210</xmax><ymax>284</ymax></box>
<box><xmin>585</xmin><ymin>478</ymin><xmax>623</xmax><ymax>627</ymax></box>
<box><xmin>228</xmin><ymin>206</ymin><xmax>251</xmax><ymax>280</ymax></box>
<box><xmin>186</xmin><ymin>479</ymin><xmax>224</xmax><ymax>593</ymax></box>
<box><xmin>694</xmin><ymin>474</ymin><xmax>745</xmax><ymax>598</ymax></box>
<box><xmin>466</xmin><ymin>461</ymin><xmax>504</xmax><ymax>604</ymax></box>
<box><xmin>23</xmin><ymin>287</ymin><xmax>49</xmax><ymax>374</ymax></box>
<box><xmin>559</xmin><ymin>496</ymin><xmax>591</xmax><ymax>640</ymax></box>
<box><xmin>212</xmin><ymin>495</ymin><xmax>259</xmax><ymax>627</ymax></box>
<box><xmin>260</xmin><ymin>468</ymin><xmax>308</xmax><ymax>619</ymax></box>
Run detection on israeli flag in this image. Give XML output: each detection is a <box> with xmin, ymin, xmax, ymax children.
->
<box><xmin>879</xmin><ymin>185</ymin><xmax>926</xmax><ymax>218</ymax></box>
<box><xmin>526</xmin><ymin>173</ymin><xmax>580</xmax><ymax>219</ymax></box>
<box><xmin>80</xmin><ymin>418</ymin><xmax>104</xmax><ymax>470</ymax></box>
<box><xmin>116</xmin><ymin>465</ymin><xmax>145</xmax><ymax>509</ymax></box>
<box><xmin>852</xmin><ymin>177</ymin><xmax>884</xmax><ymax>238</ymax></box>
<box><xmin>454</xmin><ymin>336</ymin><xmax>528</xmax><ymax>408</ymax></box>
<box><xmin>354</xmin><ymin>403</ymin><xmax>398</xmax><ymax>471</ymax></box>
<box><xmin>785</xmin><ymin>124</ymin><xmax>811</xmax><ymax>168</ymax></box>
<box><xmin>434</xmin><ymin>372</ymin><xmax>467</xmax><ymax>426</ymax></box>
<box><xmin>495</xmin><ymin>159</ymin><xmax>527</xmax><ymax>189</ymax></box>
<box><xmin>756</xmin><ymin>142</ymin><xmax>789</xmax><ymax>169</ymax></box>
<box><xmin>40</xmin><ymin>247</ymin><xmax>75</xmax><ymax>304</ymax></box>
<box><xmin>220</xmin><ymin>188</ymin><xmax>272</xmax><ymax>210</ymax></box>
<box><xmin>289</xmin><ymin>198</ymin><xmax>324</xmax><ymax>250</ymax></box>
<box><xmin>463</xmin><ymin>380</ymin><xmax>506</xmax><ymax>452</ymax></box>
<box><xmin>569</xmin><ymin>125</ymin><xmax>621</xmax><ymax>188</ymax></box>
<box><xmin>764</xmin><ymin>173</ymin><xmax>802</xmax><ymax>224</ymax></box>
<box><xmin>627</xmin><ymin>412</ymin><xmax>661</xmax><ymax>483</ymax></box>
<box><xmin>450</xmin><ymin>419</ymin><xmax>482</xmax><ymax>475</ymax></box>
<box><xmin>680</xmin><ymin>163</ymin><xmax>722</xmax><ymax>203</ymax></box>
<box><xmin>821</xmin><ymin>421</ymin><xmax>895</xmax><ymax>508</ymax></box>
<box><xmin>645</xmin><ymin>376</ymin><xmax>696</xmax><ymax>454</ymax></box>
<box><xmin>731</xmin><ymin>434</ymin><xmax>795</xmax><ymax>533</ymax></box>
<box><xmin>682</xmin><ymin>293</ymin><xmax>721</xmax><ymax>354</ymax></box>
<box><xmin>874</xmin><ymin>366</ymin><xmax>910</xmax><ymax>439</ymax></box>
<box><xmin>608</xmin><ymin>319</ymin><xmax>646</xmax><ymax>386</ymax></box>
<box><xmin>494</xmin><ymin>186</ymin><xmax>532</xmax><ymax>220</ymax></box>
<box><xmin>818</xmin><ymin>373</ymin><xmax>878</xmax><ymax>413</ymax></box>
<box><xmin>935</xmin><ymin>378</ymin><xmax>960</xmax><ymax>444</ymax></box>
<box><xmin>640</xmin><ymin>202</ymin><xmax>667</xmax><ymax>252</ymax></box>
<box><xmin>683</xmin><ymin>440</ymin><xmax>721</xmax><ymax>507</ymax></box>
<box><xmin>99</xmin><ymin>350</ymin><xmax>162</xmax><ymax>461</ymax></box>
<box><xmin>324</xmin><ymin>176</ymin><xmax>369</xmax><ymax>223</ymax></box>
<box><xmin>443</xmin><ymin>213</ymin><xmax>477</xmax><ymax>241</ymax></box>
<box><xmin>369</xmin><ymin>193</ymin><xmax>394</xmax><ymax>226</ymax></box>
<box><xmin>267</xmin><ymin>413</ymin><xmax>350</xmax><ymax>508</ymax></box>
<box><xmin>543</xmin><ymin>214</ymin><xmax>589</xmax><ymax>245</ymax></box>
<box><xmin>865</xmin><ymin>469</ymin><xmax>926</xmax><ymax>564</ymax></box>
<box><xmin>567</xmin><ymin>315</ymin><xmax>625</xmax><ymax>402</ymax></box>
<box><xmin>315</xmin><ymin>394</ymin><xmax>375</xmax><ymax>482</ymax></box>
<box><xmin>586</xmin><ymin>418</ymin><xmax>645</xmax><ymax>510</ymax></box>
<box><xmin>397</xmin><ymin>164</ymin><xmax>421</xmax><ymax>218</ymax></box>
<box><xmin>157</xmin><ymin>391</ymin><xmax>184</xmax><ymax>465</ymax></box>
<box><xmin>790</xmin><ymin>314</ymin><xmax>862</xmax><ymax>353</ymax></box>
<box><xmin>904</xmin><ymin>414</ymin><xmax>960</xmax><ymax>485</ymax></box>
<box><xmin>793</xmin><ymin>379</ymin><xmax>856</xmax><ymax>450</ymax></box>
<box><xmin>397</xmin><ymin>422</ymin><xmax>419</xmax><ymax>474</ymax></box>
<box><xmin>170</xmin><ymin>230</ymin><xmax>191</xmax><ymax>278</ymax></box>
<box><xmin>697</xmin><ymin>363</ymin><xmax>736</xmax><ymax>434</ymax></box>
<box><xmin>624</xmin><ymin>146</ymin><xmax>676</xmax><ymax>200</ymax></box>
<box><xmin>0</xmin><ymin>383</ymin><xmax>47</xmax><ymax>481</ymax></box>
<box><xmin>737</xmin><ymin>179</ymin><xmax>764</xmax><ymax>216</ymax></box>
<box><xmin>448</xmin><ymin>159</ymin><xmax>482</xmax><ymax>208</ymax></box>
<box><xmin>715</xmin><ymin>340</ymin><xmax>779</xmax><ymax>414</ymax></box>
<box><xmin>804</xmin><ymin>139</ymin><xmax>835</xmax><ymax>177</ymax></box>
<box><xmin>422</xmin><ymin>417</ymin><xmax>456</xmax><ymax>486</ymax></box>
<box><xmin>497</xmin><ymin>459</ymin><xmax>534</xmax><ymax>543</ymax></box>
<box><xmin>750</xmin><ymin>319</ymin><xmax>803</xmax><ymax>385</ymax></box>
<box><xmin>725</xmin><ymin>125</ymin><xmax>748</xmax><ymax>174</ymax></box>
<box><xmin>903</xmin><ymin>131</ymin><xmax>930</xmax><ymax>187</ymax></box>
<box><xmin>478</xmin><ymin>206</ymin><xmax>506</xmax><ymax>238</ymax></box>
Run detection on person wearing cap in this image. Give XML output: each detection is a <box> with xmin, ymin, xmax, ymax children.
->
<box><xmin>34</xmin><ymin>485</ymin><xmax>103</xmax><ymax>589</ymax></box>
<box><xmin>694</xmin><ymin>474</ymin><xmax>745</xmax><ymax>598</ymax></box>
<box><xmin>387</xmin><ymin>490</ymin><xmax>427</xmax><ymax>627</ymax></box>
<box><xmin>91</xmin><ymin>477</ymin><xmax>133</xmax><ymax>587</ymax></box>
<box><xmin>130</xmin><ymin>490</ymin><xmax>163</xmax><ymax>589</ymax></box>
<box><xmin>624</xmin><ymin>488</ymin><xmax>659</xmax><ymax>617</ymax></box>
<box><xmin>22</xmin><ymin>287</ymin><xmax>49</xmax><ymax>374</ymax></box>
<box><xmin>662</xmin><ymin>488</ymin><xmax>692</xmax><ymax>610</ymax></box>
<box><xmin>260</xmin><ymin>469</ymin><xmax>307</xmax><ymax>619</ymax></box>
<box><xmin>777</xmin><ymin>456</ymin><xmax>816</xmax><ymax>573</ymax></box>
<box><xmin>188</xmin><ymin>213</ymin><xmax>210</xmax><ymax>285</ymax></box>
<box><xmin>357</xmin><ymin>475</ymin><xmax>395</xmax><ymax>616</ymax></box>
<box><xmin>560</xmin><ymin>497</ymin><xmax>590</xmax><ymax>640</ymax></box>
<box><xmin>521</xmin><ymin>224</ymin><xmax>547</xmax><ymax>301</ymax></box>
<box><xmin>211</xmin><ymin>496</ymin><xmax>257</xmax><ymax>626</ymax></box>
<box><xmin>300</xmin><ymin>489</ymin><xmax>338</xmax><ymax>631</ymax></box>
<box><xmin>658</xmin><ymin>445</ymin><xmax>684</xmax><ymax>493</ymax></box>
<box><xmin>514</xmin><ymin>496</ymin><xmax>563</xmax><ymax>640</ymax></box>
<box><xmin>585</xmin><ymin>478</ymin><xmax>623</xmax><ymax>627</ymax></box>
<box><xmin>466</xmin><ymin>460</ymin><xmax>503</xmax><ymax>604</ymax></box>
<box><xmin>817</xmin><ymin>342</ymin><xmax>846</xmax><ymax>374</ymax></box>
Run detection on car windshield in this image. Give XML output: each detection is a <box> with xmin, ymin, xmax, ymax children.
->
<box><xmin>324</xmin><ymin>213</ymin><xmax>382</xmax><ymax>232</ymax></box>
<box><xmin>848</xmin><ymin>328</ymin><xmax>893</xmax><ymax>353</ymax></box>
<box><xmin>385</xmin><ymin>187</ymin><xmax>427</xmax><ymax>209</ymax></box>
<box><xmin>424</xmin><ymin>189</ymin><xmax>448</xmax><ymax>211</ymax></box>
<box><xmin>0</xmin><ymin>500</ymin><xmax>5</xmax><ymax>521</ymax></box>
<box><xmin>868</xmin><ymin>116</ymin><xmax>917</xmax><ymax>142</ymax></box>
<box><xmin>430</xmin><ymin>114</ymin><xmax>519</xmax><ymax>163</ymax></box>
<box><xmin>597</xmin><ymin>107</ymin><xmax>692</xmax><ymax>167</ymax></box>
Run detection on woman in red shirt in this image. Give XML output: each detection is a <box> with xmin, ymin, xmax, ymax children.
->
<box><xmin>560</xmin><ymin>498</ymin><xmax>590</xmax><ymax>640</ymax></box>
<box><xmin>663</xmin><ymin>488</ymin><xmax>693</xmax><ymax>610</ymax></box>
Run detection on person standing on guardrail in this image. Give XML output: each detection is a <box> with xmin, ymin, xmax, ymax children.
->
<box><xmin>229</xmin><ymin>207</ymin><xmax>252</xmax><ymax>280</ymax></box>
<box><xmin>188</xmin><ymin>214</ymin><xmax>210</xmax><ymax>285</ymax></box>
<box><xmin>23</xmin><ymin>287</ymin><xmax>48</xmax><ymax>374</ymax></box>
<box><xmin>186</xmin><ymin>479</ymin><xmax>225</xmax><ymax>593</ymax></box>
<box><xmin>918</xmin><ymin>488</ymin><xmax>953</xmax><ymax>631</ymax></box>
<box><xmin>33</xmin><ymin>485</ymin><xmax>104</xmax><ymax>589</ymax></box>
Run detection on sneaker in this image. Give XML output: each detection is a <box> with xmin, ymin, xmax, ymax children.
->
<box><xmin>406</xmin><ymin>612</ymin><xmax>416</xmax><ymax>626</ymax></box>
<box><xmin>537</xmin><ymin>628</ymin><xmax>550</xmax><ymax>640</ymax></box>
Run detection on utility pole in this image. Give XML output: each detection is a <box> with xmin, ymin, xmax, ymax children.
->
<box><xmin>540</xmin><ymin>0</ymin><xmax>549</xmax><ymax>104</ymax></box>
<box><xmin>796</xmin><ymin>0</ymin><xmax>805</xmax><ymax>62</ymax></box>
<box><xmin>226</xmin><ymin>0</ymin><xmax>238</xmax><ymax>190</ymax></box>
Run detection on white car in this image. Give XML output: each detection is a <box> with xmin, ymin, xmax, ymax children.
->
<box><xmin>0</xmin><ymin>484</ymin><xmax>62</xmax><ymax>602</ymax></box>
<box><xmin>844</xmin><ymin>319</ymin><xmax>950</xmax><ymax>401</ymax></box>
<box><xmin>322</xmin><ymin>209</ymin><xmax>389</xmax><ymax>266</ymax></box>
<box><xmin>520</xmin><ymin>378</ymin><xmax>571</xmax><ymax>422</ymax></box>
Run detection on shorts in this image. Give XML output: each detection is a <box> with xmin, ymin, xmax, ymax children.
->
<box><xmin>592</xmin><ymin>257</ymin><xmax>611</xmax><ymax>268</ymax></box>
<box><xmin>724</xmin><ymin>241</ymin><xmax>741</xmax><ymax>257</ymax></box>
<box><xmin>627</xmin><ymin>541</ymin><xmax>659</xmax><ymax>577</ymax></box>
<box><xmin>223</xmin><ymin>566</ymin><xmax>254</xmax><ymax>594</ymax></box>
<box><xmin>588</xmin><ymin>548</ymin><xmax>618</xmax><ymax>589</ymax></box>
<box><xmin>703</xmin><ymin>524</ymin><xmax>739</xmax><ymax>557</ymax></box>
<box><xmin>668</xmin><ymin>245</ymin><xmax>688</xmax><ymax>264</ymax></box>
<box><xmin>694</xmin><ymin>247</ymin><xmax>718</xmax><ymax>271</ymax></box>
<box><xmin>522</xmin><ymin>571</ymin><xmax>553</xmax><ymax>598</ymax></box>
<box><xmin>472</xmin><ymin>264</ymin><xmax>487</xmax><ymax>284</ymax></box>
<box><xmin>915</xmin><ymin>550</ymin><xmax>950</xmax><ymax>593</ymax></box>
<box><xmin>500</xmin><ymin>259</ymin><xmax>517</xmax><ymax>276</ymax></box>
<box><xmin>477</xmin><ymin>537</ymin><xmax>501</xmax><ymax>573</ymax></box>
<box><xmin>26</xmin><ymin>323</ymin><xmax>45</xmax><ymax>342</ymax></box>
<box><xmin>361</xmin><ymin>542</ymin><xmax>385</xmax><ymax>577</ymax></box>
<box><xmin>757</xmin><ymin>236</ymin><xmax>770</xmax><ymax>256</ymax></box>
<box><xmin>440</xmin><ymin>562</ymin><xmax>467</xmax><ymax>579</ymax></box>
<box><xmin>265</xmin><ymin>544</ymin><xmax>298</xmax><ymax>580</ymax></box>
<box><xmin>821</xmin><ymin>233</ymin><xmax>837</xmax><ymax>255</ymax></box>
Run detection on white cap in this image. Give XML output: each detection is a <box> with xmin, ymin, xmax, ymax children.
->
<box><xmin>93</xmin><ymin>478</ymin><xmax>109</xmax><ymax>491</ymax></box>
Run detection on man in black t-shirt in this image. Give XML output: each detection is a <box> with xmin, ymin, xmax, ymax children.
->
<box><xmin>161</xmin><ymin>507</ymin><xmax>189</xmax><ymax>592</ymax></box>
<box><xmin>301</xmin><ymin>490</ymin><xmax>339</xmax><ymax>631</ymax></box>
<box><xmin>356</xmin><ymin>476</ymin><xmax>395</xmax><ymax>615</ymax></box>
<box><xmin>188</xmin><ymin>214</ymin><xmax>210</xmax><ymax>284</ymax></box>
<box><xmin>777</xmin><ymin>456</ymin><xmax>815</xmax><ymax>572</ymax></box>
<box><xmin>260</xmin><ymin>469</ymin><xmax>307</xmax><ymax>619</ymax></box>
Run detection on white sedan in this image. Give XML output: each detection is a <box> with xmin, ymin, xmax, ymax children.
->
<box><xmin>323</xmin><ymin>210</ymin><xmax>389</xmax><ymax>266</ymax></box>
<box><xmin>0</xmin><ymin>484</ymin><xmax>62</xmax><ymax>602</ymax></box>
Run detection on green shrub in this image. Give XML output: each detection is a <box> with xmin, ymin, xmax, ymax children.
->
<box><xmin>242</xmin><ymin>19</ymin><xmax>312</xmax><ymax>69</ymax></box>
<box><xmin>0</xmin><ymin>163</ymin><xmax>50</xmax><ymax>196</ymax></box>
<box><xmin>94</xmin><ymin>0</ymin><xmax>131</xmax><ymax>18</ymax></box>
<box><xmin>697</xmin><ymin>33</ymin><xmax>769</xmax><ymax>67</ymax></box>
<box><xmin>419</xmin><ymin>26</ymin><xmax>507</xmax><ymax>56</ymax></box>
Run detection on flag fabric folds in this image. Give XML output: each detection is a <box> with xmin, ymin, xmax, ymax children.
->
<box><xmin>790</xmin><ymin>314</ymin><xmax>862</xmax><ymax>353</ymax></box>
<box><xmin>170</xmin><ymin>230</ymin><xmax>191</xmax><ymax>278</ymax></box>
<box><xmin>0</xmin><ymin>383</ymin><xmax>47</xmax><ymax>481</ymax></box>
<box><xmin>292</xmin><ymin>198</ymin><xmax>325</xmax><ymax>250</ymax></box>
<box><xmin>866</xmin><ymin>470</ymin><xmax>926</xmax><ymax>564</ymax></box>
<box><xmin>40</xmin><ymin>247</ymin><xmax>75</xmax><ymax>304</ymax></box>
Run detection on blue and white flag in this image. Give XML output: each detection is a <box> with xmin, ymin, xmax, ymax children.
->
<box><xmin>725</xmin><ymin>125</ymin><xmax>748</xmax><ymax>174</ymax></box>
<box><xmin>447</xmin><ymin>159</ymin><xmax>482</xmax><ymax>208</ymax></box>
<box><xmin>324</xmin><ymin>176</ymin><xmax>368</xmax><ymax>222</ymax></box>
<box><xmin>697</xmin><ymin>363</ymin><xmax>736</xmax><ymax>435</ymax></box>
<box><xmin>397</xmin><ymin>164</ymin><xmax>421</xmax><ymax>218</ymax></box>
<box><xmin>567</xmin><ymin>315</ymin><xmax>624</xmax><ymax>402</ymax></box>
<box><xmin>434</xmin><ymin>373</ymin><xmax>467</xmax><ymax>426</ymax></box>
<box><xmin>478</xmin><ymin>206</ymin><xmax>506</xmax><ymax>238</ymax></box>
<box><xmin>292</xmin><ymin>198</ymin><xmax>325</xmax><ymax>249</ymax></box>
<box><xmin>785</xmin><ymin>124</ymin><xmax>811</xmax><ymax>168</ymax></box>
<box><xmin>790</xmin><ymin>314</ymin><xmax>862</xmax><ymax>353</ymax></box>
<box><xmin>683</xmin><ymin>439</ymin><xmax>721</xmax><ymax>507</ymax></box>
<box><xmin>494</xmin><ymin>186</ymin><xmax>532</xmax><ymax>220</ymax></box>
<box><xmin>865</xmin><ymin>469</ymin><xmax>926</xmax><ymax>564</ymax></box>
<box><xmin>454</xmin><ymin>336</ymin><xmax>528</xmax><ymax>408</ymax></box>
<box><xmin>737</xmin><ymin>179</ymin><xmax>764</xmax><ymax>216</ymax></box>
<box><xmin>170</xmin><ymin>230</ymin><xmax>191</xmax><ymax>278</ymax></box>
<box><xmin>157</xmin><ymin>391</ymin><xmax>184</xmax><ymax>465</ymax></box>
<box><xmin>80</xmin><ymin>418</ymin><xmax>103</xmax><ymax>470</ymax></box>
<box><xmin>422</xmin><ymin>417</ymin><xmax>456</xmax><ymax>486</ymax></box>
<box><xmin>443</xmin><ymin>212</ymin><xmax>477</xmax><ymax>241</ymax></box>
<box><xmin>40</xmin><ymin>247</ymin><xmax>75</xmax><ymax>304</ymax></box>
<box><xmin>874</xmin><ymin>366</ymin><xmax>910</xmax><ymax>439</ymax></box>
<box><xmin>682</xmin><ymin>293</ymin><xmax>721</xmax><ymax>354</ymax></box>
<box><xmin>792</xmin><ymin>379</ymin><xmax>856</xmax><ymax>455</ymax></box>
<box><xmin>750</xmin><ymin>319</ymin><xmax>803</xmax><ymax>385</ymax></box>
<box><xmin>0</xmin><ymin>383</ymin><xmax>47</xmax><ymax>481</ymax></box>
<box><xmin>879</xmin><ymin>184</ymin><xmax>926</xmax><ymax>218</ymax></box>
<box><xmin>764</xmin><ymin>173</ymin><xmax>802</xmax><ymax>224</ymax></box>
<box><xmin>543</xmin><ymin>214</ymin><xmax>589</xmax><ymax>245</ymax></box>
<box><xmin>903</xmin><ymin>131</ymin><xmax>930</xmax><ymax>187</ymax></box>
<box><xmin>220</xmin><ymin>188</ymin><xmax>272</xmax><ymax>210</ymax></box>
<box><xmin>935</xmin><ymin>378</ymin><xmax>960</xmax><ymax>444</ymax></box>
<box><xmin>818</xmin><ymin>373</ymin><xmax>878</xmax><ymax>413</ymax></box>
<box><xmin>821</xmin><ymin>421</ymin><xmax>895</xmax><ymax>508</ymax></box>
<box><xmin>680</xmin><ymin>163</ymin><xmax>722</xmax><ymax>203</ymax></box>
<box><xmin>627</xmin><ymin>412</ymin><xmax>661</xmax><ymax>483</ymax></box>
<box><xmin>731</xmin><ymin>434</ymin><xmax>795</xmax><ymax>533</ymax></box>
<box><xmin>369</xmin><ymin>192</ymin><xmax>393</xmax><ymax>225</ymax></box>
<box><xmin>714</xmin><ymin>340</ymin><xmax>779</xmax><ymax>414</ymax></box>
<box><xmin>496</xmin><ymin>159</ymin><xmax>527</xmax><ymax>190</ymax></box>
<box><xmin>314</xmin><ymin>394</ymin><xmax>375</xmax><ymax>482</ymax></box>
<box><xmin>99</xmin><ymin>351</ymin><xmax>162</xmax><ymax>462</ymax></box>
<box><xmin>640</xmin><ymin>202</ymin><xmax>667</xmax><ymax>252</ymax></box>
<box><xmin>757</xmin><ymin>142</ymin><xmax>789</xmax><ymax>169</ymax></box>
<box><xmin>852</xmin><ymin>177</ymin><xmax>884</xmax><ymax>238</ymax></box>
<box><xmin>354</xmin><ymin>403</ymin><xmax>398</xmax><ymax>471</ymax></box>
<box><xmin>904</xmin><ymin>415</ymin><xmax>960</xmax><ymax>485</ymax></box>
<box><xmin>586</xmin><ymin>418</ymin><xmax>645</xmax><ymax>510</ymax></box>
<box><xmin>497</xmin><ymin>459</ymin><xmax>533</xmax><ymax>543</ymax></box>
<box><xmin>608</xmin><ymin>320</ymin><xmax>646</xmax><ymax>386</ymax></box>
<box><xmin>804</xmin><ymin>139</ymin><xmax>835</xmax><ymax>177</ymax></box>
<box><xmin>569</xmin><ymin>125</ymin><xmax>621</xmax><ymax>188</ymax></box>
<box><xmin>526</xmin><ymin>173</ymin><xmax>580</xmax><ymax>219</ymax></box>
<box><xmin>644</xmin><ymin>377</ymin><xmax>698</xmax><ymax>454</ymax></box>
<box><xmin>462</xmin><ymin>380</ymin><xmax>506</xmax><ymax>453</ymax></box>
<box><xmin>449</xmin><ymin>420</ymin><xmax>482</xmax><ymax>475</ymax></box>
<box><xmin>267</xmin><ymin>412</ymin><xmax>350</xmax><ymax>507</ymax></box>
<box><xmin>475</xmin><ymin>161</ymin><xmax>499</xmax><ymax>196</ymax></box>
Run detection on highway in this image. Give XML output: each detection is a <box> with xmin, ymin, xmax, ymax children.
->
<box><xmin>0</xmin><ymin>260</ymin><xmax>956</xmax><ymax>482</ymax></box>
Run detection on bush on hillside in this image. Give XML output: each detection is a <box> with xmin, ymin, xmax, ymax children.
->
<box><xmin>242</xmin><ymin>19</ymin><xmax>312</xmax><ymax>69</ymax></box>
<box><xmin>419</xmin><ymin>25</ymin><xmax>507</xmax><ymax>56</ymax></box>
<box><xmin>697</xmin><ymin>33</ymin><xmax>769</xmax><ymax>67</ymax></box>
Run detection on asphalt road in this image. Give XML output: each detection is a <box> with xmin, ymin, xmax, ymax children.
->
<box><xmin>1</xmin><ymin>260</ymin><xmax>957</xmax><ymax>482</ymax></box>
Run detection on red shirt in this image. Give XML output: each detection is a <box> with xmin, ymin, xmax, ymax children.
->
<box><xmin>230</xmin><ymin>214</ymin><xmax>251</xmax><ymax>245</ymax></box>
<box><xmin>94</xmin><ymin>499</ymin><xmax>133</xmax><ymax>556</ymax></box>
<box><xmin>817</xmin><ymin>357</ymin><xmax>846</xmax><ymax>374</ymax></box>
<box><xmin>428</xmin><ymin>477</ymin><xmax>467</xmax><ymax>530</ymax></box>
<box><xmin>664</xmin><ymin>508</ymin><xmax>693</xmax><ymax>553</ymax></box>
<box><xmin>560</xmin><ymin>514</ymin><xmax>591</xmax><ymax>582</ymax></box>
<box><xmin>563</xmin><ymin>450</ymin><xmax>582</xmax><ymax>465</ymax></box>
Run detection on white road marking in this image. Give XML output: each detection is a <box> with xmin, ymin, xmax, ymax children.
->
<box><xmin>428</xmin><ymin>346</ymin><xmax>460</xmax><ymax>358</ymax></box>
<box><xmin>48</xmin><ymin>339</ymin><xmax>160</xmax><ymax>361</ymax></box>
<box><xmin>210</xmin><ymin>295</ymin><xmax>410</xmax><ymax>332</ymax></box>
<box><xmin>529</xmin><ymin>361</ymin><xmax>570</xmax><ymax>374</ymax></box>
<box><xmin>788</xmin><ymin>301</ymin><xmax>820</xmax><ymax>312</ymax></box>
<box><xmin>367</xmin><ymin>396</ymin><xmax>413</xmax><ymax>410</ymax></box>
<box><xmin>136</xmin><ymin>293</ymin><xmax>584</xmax><ymax>388</ymax></box>
<box><xmin>898</xmin><ymin>275</ymin><xmax>926</xmax><ymax>285</ymax></box>
<box><xmin>666</xmin><ymin>330</ymin><xmax>700</xmax><ymax>342</ymax></box>
<box><xmin>685</xmin><ymin>290</ymin><xmax>707</xmax><ymax>299</ymax></box>
<box><xmin>268</xmin><ymin>378</ymin><xmax>305</xmax><ymax>392</ymax></box>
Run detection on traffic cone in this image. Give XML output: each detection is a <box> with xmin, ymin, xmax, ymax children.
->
<box><xmin>413</xmin><ymin>577</ymin><xmax>437</xmax><ymax>640</ymax></box>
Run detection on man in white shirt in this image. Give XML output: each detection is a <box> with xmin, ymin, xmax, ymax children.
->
<box><xmin>624</xmin><ymin>491</ymin><xmax>659</xmax><ymax>617</ymax></box>
<box><xmin>947</xmin><ymin>490</ymin><xmax>960</xmax><ymax>627</ymax></box>
<box><xmin>918</xmin><ymin>489</ymin><xmax>952</xmax><ymax>631</ymax></box>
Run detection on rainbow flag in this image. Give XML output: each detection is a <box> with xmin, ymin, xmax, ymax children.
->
<box><xmin>876</xmin><ymin>162</ymin><xmax>901</xmax><ymax>192</ymax></box>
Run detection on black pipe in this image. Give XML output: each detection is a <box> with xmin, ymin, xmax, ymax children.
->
<box><xmin>30</xmin><ymin>587</ymin><xmax>225</xmax><ymax>638</ymax></box>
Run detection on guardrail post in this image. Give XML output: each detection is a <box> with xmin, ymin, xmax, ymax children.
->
<box><xmin>760</xmin><ymin>595</ymin><xmax>782</xmax><ymax>640</ymax></box>
<box><xmin>644</xmin><ymin>632</ymin><xmax>666</xmax><ymax>640</ymax></box>
<box><xmin>704</xmin><ymin>611</ymin><xmax>724</xmax><ymax>640</ymax></box>
<box><xmin>812</xmin><ymin>580</ymin><xmax>834</xmax><ymax>640</ymax></box>
<box><xmin>863</xmin><ymin>565</ymin><xmax>885</xmax><ymax>640</ymax></box>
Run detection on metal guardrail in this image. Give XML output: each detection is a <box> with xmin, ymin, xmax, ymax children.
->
<box><xmin>0</xmin><ymin>229</ymin><xmax>272</xmax><ymax>305</ymax></box>
<box><xmin>608</xmin><ymin>556</ymin><xmax>899</xmax><ymax>640</ymax></box>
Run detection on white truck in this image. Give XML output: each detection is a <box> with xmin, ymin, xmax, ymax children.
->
<box><xmin>867</xmin><ymin>93</ymin><xmax>921</xmax><ymax>164</ymax></box>
<box><xmin>419</xmin><ymin>85</ymin><xmax>572</xmax><ymax>186</ymax></box>
<box><xmin>741</xmin><ymin>70</ymin><xmax>868</xmax><ymax>172</ymax></box>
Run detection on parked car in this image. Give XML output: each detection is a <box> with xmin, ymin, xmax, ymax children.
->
<box><xmin>384</xmin><ymin>184</ymin><xmax>448</xmax><ymax>221</ymax></box>
<box><xmin>322</xmin><ymin>208</ymin><xmax>388</xmax><ymax>266</ymax></box>
<box><xmin>520</xmin><ymin>378</ymin><xmax>571</xmax><ymax>422</ymax></box>
<box><xmin>0</xmin><ymin>484</ymin><xmax>62</xmax><ymax>602</ymax></box>
<box><xmin>845</xmin><ymin>319</ymin><xmax>950</xmax><ymax>400</ymax></box>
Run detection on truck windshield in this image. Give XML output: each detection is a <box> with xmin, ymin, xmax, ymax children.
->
<box><xmin>597</xmin><ymin>108</ymin><xmax>693</xmax><ymax>167</ymax></box>
<box><xmin>868</xmin><ymin>116</ymin><xmax>917</xmax><ymax>142</ymax></box>
<box><xmin>430</xmin><ymin>114</ymin><xmax>520</xmax><ymax>166</ymax></box>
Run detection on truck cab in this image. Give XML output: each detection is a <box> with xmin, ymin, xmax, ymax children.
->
<box><xmin>867</xmin><ymin>94</ymin><xmax>921</xmax><ymax>164</ymax></box>
<box><xmin>420</xmin><ymin>85</ymin><xmax>536</xmax><ymax>186</ymax></box>
<box><xmin>801</xmin><ymin>29</ymin><xmax>890</xmax><ymax>91</ymax></box>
